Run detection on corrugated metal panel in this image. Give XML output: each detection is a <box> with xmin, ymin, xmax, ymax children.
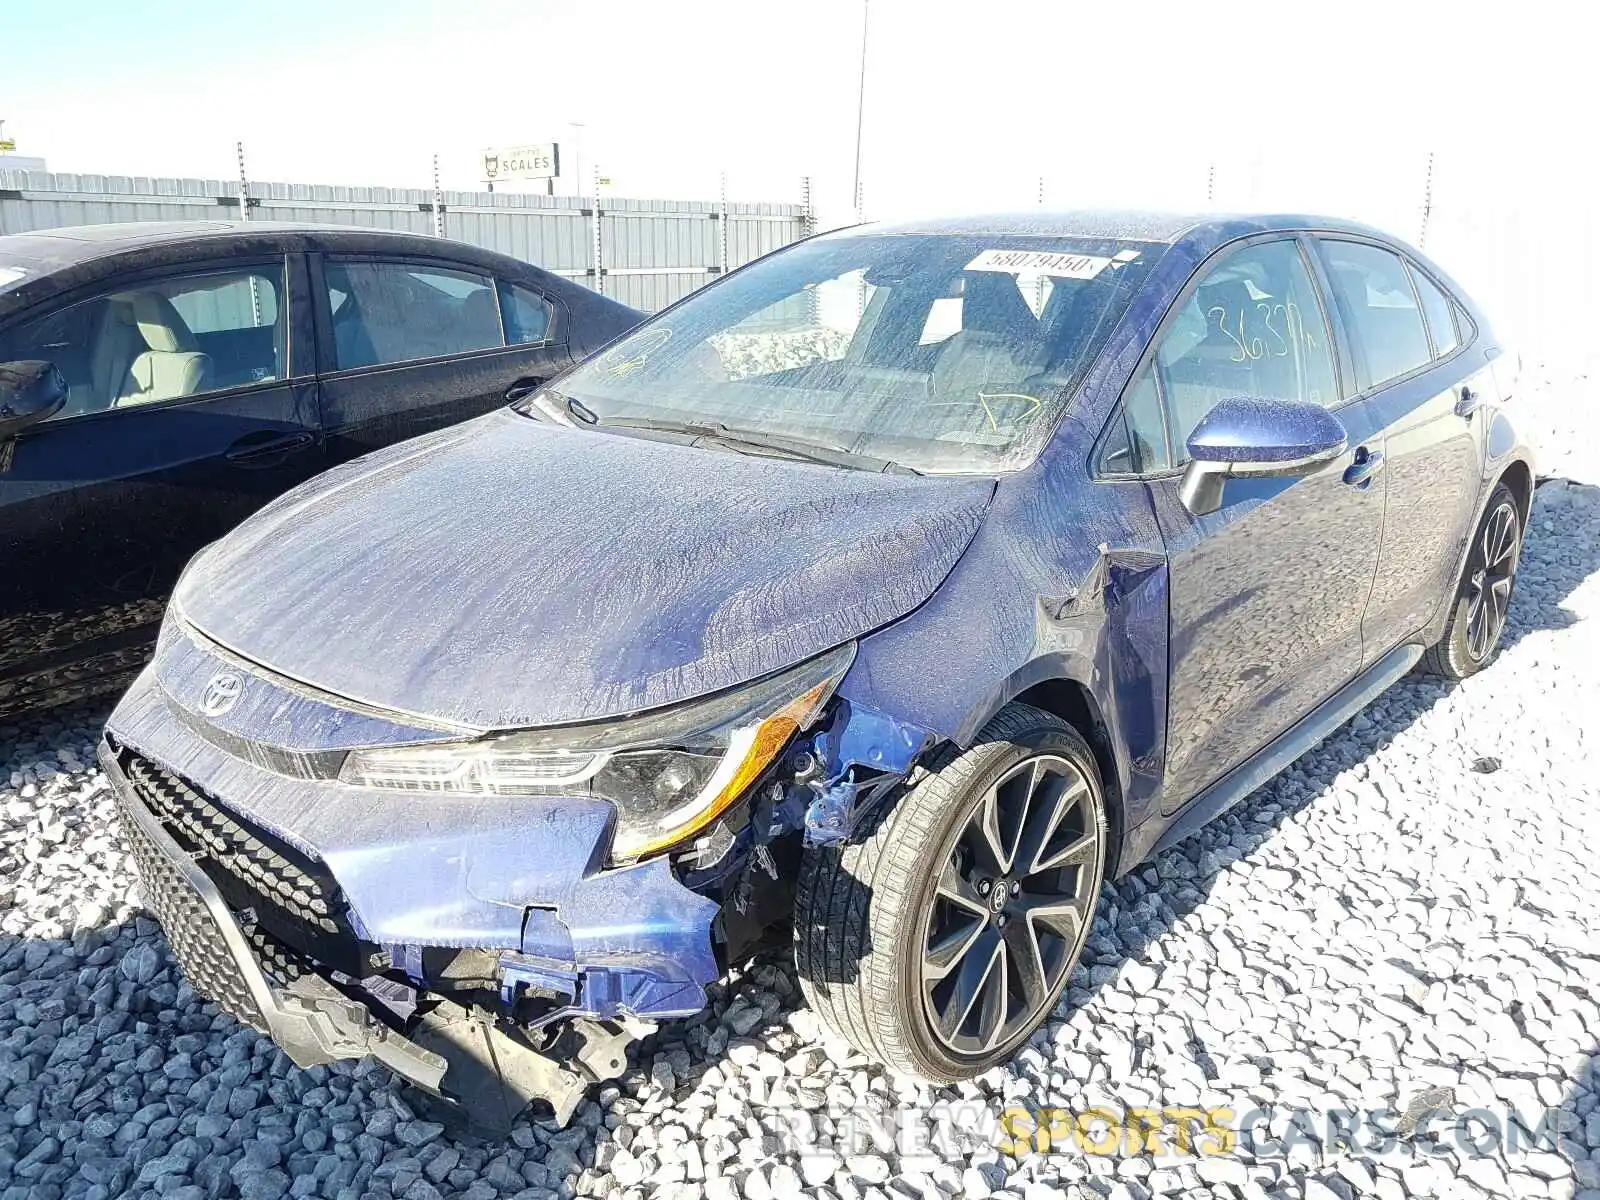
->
<box><xmin>0</xmin><ymin>172</ymin><xmax>806</xmax><ymax>312</ymax></box>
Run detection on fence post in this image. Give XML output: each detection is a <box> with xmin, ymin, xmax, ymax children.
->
<box><xmin>1034</xmin><ymin>176</ymin><xmax>1047</xmax><ymax>312</ymax></box>
<box><xmin>1419</xmin><ymin>151</ymin><xmax>1435</xmax><ymax>248</ymax></box>
<box><xmin>589</xmin><ymin>165</ymin><xmax>604</xmax><ymax>296</ymax></box>
<box><xmin>1207</xmin><ymin>163</ymin><xmax>1215</xmax><ymax>205</ymax></box>
<box><xmin>801</xmin><ymin>176</ymin><xmax>819</xmax><ymax>325</ymax></box>
<box><xmin>235</xmin><ymin>142</ymin><xmax>251</xmax><ymax>220</ymax></box>
<box><xmin>717</xmin><ymin>172</ymin><xmax>730</xmax><ymax>278</ymax></box>
<box><xmin>431</xmin><ymin>154</ymin><xmax>444</xmax><ymax>238</ymax></box>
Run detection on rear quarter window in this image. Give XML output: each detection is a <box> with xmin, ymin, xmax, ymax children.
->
<box><xmin>1318</xmin><ymin>240</ymin><xmax>1432</xmax><ymax>391</ymax></box>
<box><xmin>1407</xmin><ymin>263</ymin><xmax>1461</xmax><ymax>359</ymax></box>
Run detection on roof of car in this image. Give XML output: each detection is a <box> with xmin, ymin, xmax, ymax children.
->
<box><xmin>0</xmin><ymin>220</ymin><xmax>430</xmax><ymax>266</ymax></box>
<box><xmin>846</xmin><ymin>209</ymin><xmax>1390</xmax><ymax>245</ymax></box>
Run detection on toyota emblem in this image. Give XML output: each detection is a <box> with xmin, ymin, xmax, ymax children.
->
<box><xmin>200</xmin><ymin>672</ymin><xmax>243</xmax><ymax>717</ymax></box>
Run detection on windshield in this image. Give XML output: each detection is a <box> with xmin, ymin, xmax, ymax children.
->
<box><xmin>539</xmin><ymin>231</ymin><xmax>1163</xmax><ymax>474</ymax></box>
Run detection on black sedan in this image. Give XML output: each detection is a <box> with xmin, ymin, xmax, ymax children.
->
<box><xmin>0</xmin><ymin>221</ymin><xmax>643</xmax><ymax>720</ymax></box>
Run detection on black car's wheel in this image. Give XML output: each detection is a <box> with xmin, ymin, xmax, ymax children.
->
<box><xmin>1420</xmin><ymin>482</ymin><xmax>1524</xmax><ymax>680</ymax></box>
<box><xmin>794</xmin><ymin>703</ymin><xmax>1107</xmax><ymax>1080</ymax></box>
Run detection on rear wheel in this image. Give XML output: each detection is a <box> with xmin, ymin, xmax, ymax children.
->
<box><xmin>794</xmin><ymin>703</ymin><xmax>1107</xmax><ymax>1080</ymax></box>
<box><xmin>1420</xmin><ymin>483</ymin><xmax>1523</xmax><ymax>679</ymax></box>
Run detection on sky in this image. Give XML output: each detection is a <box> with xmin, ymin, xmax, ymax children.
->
<box><xmin>2</xmin><ymin>0</ymin><xmax>1596</xmax><ymax>359</ymax></box>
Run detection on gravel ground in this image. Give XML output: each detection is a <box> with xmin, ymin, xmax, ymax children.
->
<box><xmin>2</xmin><ymin>375</ymin><xmax>1597</xmax><ymax>1200</ymax></box>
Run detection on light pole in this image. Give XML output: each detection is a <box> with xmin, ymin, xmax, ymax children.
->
<box><xmin>851</xmin><ymin>0</ymin><xmax>870</xmax><ymax>220</ymax></box>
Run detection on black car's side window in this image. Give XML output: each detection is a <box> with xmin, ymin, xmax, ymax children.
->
<box><xmin>0</xmin><ymin>265</ymin><xmax>286</xmax><ymax>422</ymax></box>
<box><xmin>1406</xmin><ymin>263</ymin><xmax>1461</xmax><ymax>359</ymax></box>
<box><xmin>1318</xmin><ymin>241</ymin><xmax>1432</xmax><ymax>391</ymax></box>
<box><xmin>323</xmin><ymin>259</ymin><xmax>504</xmax><ymax>371</ymax></box>
<box><xmin>498</xmin><ymin>281</ymin><xmax>555</xmax><ymax>346</ymax></box>
<box><xmin>1153</xmin><ymin>239</ymin><xmax>1338</xmax><ymax>464</ymax></box>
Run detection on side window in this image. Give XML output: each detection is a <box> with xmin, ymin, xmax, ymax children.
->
<box><xmin>1318</xmin><ymin>241</ymin><xmax>1431</xmax><ymax>390</ymax></box>
<box><xmin>324</xmin><ymin>260</ymin><xmax>503</xmax><ymax>370</ymax></box>
<box><xmin>1099</xmin><ymin>368</ymin><xmax>1172</xmax><ymax>475</ymax></box>
<box><xmin>0</xmin><ymin>265</ymin><xmax>286</xmax><ymax>421</ymax></box>
<box><xmin>1407</xmin><ymin>264</ymin><xmax>1460</xmax><ymax>358</ymax></box>
<box><xmin>1127</xmin><ymin>368</ymin><xmax>1171</xmax><ymax>471</ymax></box>
<box><xmin>498</xmin><ymin>281</ymin><xmax>554</xmax><ymax>345</ymax></box>
<box><xmin>1154</xmin><ymin>239</ymin><xmax>1338</xmax><ymax>461</ymax></box>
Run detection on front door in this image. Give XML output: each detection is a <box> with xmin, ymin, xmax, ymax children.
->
<box><xmin>1126</xmin><ymin>236</ymin><xmax>1388</xmax><ymax>812</ymax></box>
<box><xmin>311</xmin><ymin>254</ymin><xmax>572</xmax><ymax>463</ymax></box>
<box><xmin>0</xmin><ymin>256</ymin><xmax>322</xmax><ymax>716</ymax></box>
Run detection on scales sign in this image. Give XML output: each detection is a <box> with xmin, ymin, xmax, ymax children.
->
<box><xmin>482</xmin><ymin>143</ymin><xmax>560</xmax><ymax>182</ymax></box>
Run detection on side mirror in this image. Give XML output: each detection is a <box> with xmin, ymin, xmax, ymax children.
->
<box><xmin>1179</xmin><ymin>396</ymin><xmax>1347</xmax><ymax>516</ymax></box>
<box><xmin>0</xmin><ymin>360</ymin><xmax>67</xmax><ymax>440</ymax></box>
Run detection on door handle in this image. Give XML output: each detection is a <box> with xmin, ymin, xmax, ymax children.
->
<box><xmin>1342</xmin><ymin>447</ymin><xmax>1386</xmax><ymax>489</ymax></box>
<box><xmin>1455</xmin><ymin>384</ymin><xmax>1484</xmax><ymax>418</ymax></box>
<box><xmin>504</xmin><ymin>376</ymin><xmax>546</xmax><ymax>403</ymax></box>
<box><xmin>225</xmin><ymin>430</ymin><xmax>315</xmax><ymax>466</ymax></box>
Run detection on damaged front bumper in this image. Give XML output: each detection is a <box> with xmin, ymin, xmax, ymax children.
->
<box><xmin>108</xmin><ymin>754</ymin><xmax>652</xmax><ymax>1125</ymax></box>
<box><xmin>101</xmin><ymin>665</ymin><xmax>727</xmax><ymax>1128</ymax></box>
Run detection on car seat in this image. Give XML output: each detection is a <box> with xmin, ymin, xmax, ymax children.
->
<box><xmin>929</xmin><ymin>271</ymin><xmax>1045</xmax><ymax>405</ymax></box>
<box><xmin>1160</xmin><ymin>278</ymin><xmax>1258</xmax><ymax>443</ymax></box>
<box><xmin>458</xmin><ymin>288</ymin><xmax>502</xmax><ymax>350</ymax></box>
<box><xmin>115</xmin><ymin>293</ymin><xmax>212</xmax><ymax>406</ymax></box>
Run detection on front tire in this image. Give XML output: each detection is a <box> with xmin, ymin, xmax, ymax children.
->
<box><xmin>794</xmin><ymin>703</ymin><xmax>1107</xmax><ymax>1081</ymax></box>
<box><xmin>1420</xmin><ymin>483</ymin><xmax>1523</xmax><ymax>679</ymax></box>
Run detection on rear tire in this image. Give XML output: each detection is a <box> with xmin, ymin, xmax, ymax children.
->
<box><xmin>1420</xmin><ymin>483</ymin><xmax>1523</xmax><ymax>679</ymax></box>
<box><xmin>793</xmin><ymin>703</ymin><xmax>1107</xmax><ymax>1080</ymax></box>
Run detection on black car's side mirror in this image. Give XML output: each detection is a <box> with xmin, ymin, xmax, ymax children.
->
<box><xmin>0</xmin><ymin>360</ymin><xmax>68</xmax><ymax>441</ymax></box>
<box><xmin>1179</xmin><ymin>396</ymin><xmax>1348</xmax><ymax>517</ymax></box>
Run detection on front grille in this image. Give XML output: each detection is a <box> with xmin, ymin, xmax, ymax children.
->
<box><xmin>116</xmin><ymin>786</ymin><xmax>270</xmax><ymax>1032</ymax></box>
<box><xmin>119</xmin><ymin>751</ymin><xmax>372</xmax><ymax>977</ymax></box>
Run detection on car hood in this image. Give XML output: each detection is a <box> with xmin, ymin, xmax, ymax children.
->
<box><xmin>176</xmin><ymin>410</ymin><xmax>995</xmax><ymax>731</ymax></box>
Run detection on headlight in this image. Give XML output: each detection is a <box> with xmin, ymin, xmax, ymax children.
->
<box><xmin>340</xmin><ymin>644</ymin><xmax>855</xmax><ymax>863</ymax></box>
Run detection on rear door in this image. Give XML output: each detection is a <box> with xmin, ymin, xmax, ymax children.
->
<box><xmin>1313</xmin><ymin>238</ymin><xmax>1488</xmax><ymax>660</ymax></box>
<box><xmin>311</xmin><ymin>253</ymin><xmax>572</xmax><ymax>462</ymax></box>
<box><xmin>1099</xmin><ymin>235</ymin><xmax>1388</xmax><ymax>811</ymax></box>
<box><xmin>0</xmin><ymin>254</ymin><xmax>321</xmax><ymax>715</ymax></box>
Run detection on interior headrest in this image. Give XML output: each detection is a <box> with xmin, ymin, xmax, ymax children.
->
<box><xmin>961</xmin><ymin>271</ymin><xmax>1041</xmax><ymax>344</ymax></box>
<box><xmin>130</xmin><ymin>292</ymin><xmax>198</xmax><ymax>353</ymax></box>
<box><xmin>1331</xmin><ymin>268</ymin><xmax>1372</xmax><ymax>309</ymax></box>
<box><xmin>461</xmin><ymin>289</ymin><xmax>498</xmax><ymax>323</ymax></box>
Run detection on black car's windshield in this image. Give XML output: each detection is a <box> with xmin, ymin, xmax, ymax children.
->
<box><xmin>536</xmin><ymin>231</ymin><xmax>1163</xmax><ymax>474</ymax></box>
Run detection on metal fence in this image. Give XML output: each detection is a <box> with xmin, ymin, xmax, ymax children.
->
<box><xmin>0</xmin><ymin>171</ymin><xmax>813</xmax><ymax>312</ymax></box>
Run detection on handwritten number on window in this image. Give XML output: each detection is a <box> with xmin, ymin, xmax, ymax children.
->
<box><xmin>1208</xmin><ymin>300</ymin><xmax>1316</xmax><ymax>363</ymax></box>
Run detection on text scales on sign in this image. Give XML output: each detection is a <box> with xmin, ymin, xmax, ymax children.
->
<box><xmin>482</xmin><ymin>143</ymin><xmax>561</xmax><ymax>182</ymax></box>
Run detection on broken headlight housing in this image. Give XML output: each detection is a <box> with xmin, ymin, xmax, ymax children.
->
<box><xmin>340</xmin><ymin>644</ymin><xmax>854</xmax><ymax>863</ymax></box>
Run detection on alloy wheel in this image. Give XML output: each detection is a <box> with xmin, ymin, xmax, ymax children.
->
<box><xmin>920</xmin><ymin>754</ymin><xmax>1103</xmax><ymax>1058</ymax></box>
<box><xmin>1465</xmin><ymin>500</ymin><xmax>1520</xmax><ymax>662</ymax></box>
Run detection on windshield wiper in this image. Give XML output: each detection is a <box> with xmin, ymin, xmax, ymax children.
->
<box><xmin>588</xmin><ymin>415</ymin><xmax>922</xmax><ymax>475</ymax></box>
<box><xmin>511</xmin><ymin>387</ymin><xmax>599</xmax><ymax>426</ymax></box>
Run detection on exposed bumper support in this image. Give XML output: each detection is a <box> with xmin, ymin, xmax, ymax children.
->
<box><xmin>801</xmin><ymin>700</ymin><xmax>932</xmax><ymax>843</ymax></box>
<box><xmin>104</xmin><ymin>745</ymin><xmax>636</xmax><ymax>1128</ymax></box>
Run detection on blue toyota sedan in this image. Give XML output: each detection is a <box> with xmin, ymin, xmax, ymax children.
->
<box><xmin>99</xmin><ymin>211</ymin><xmax>1532</xmax><ymax>1128</ymax></box>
